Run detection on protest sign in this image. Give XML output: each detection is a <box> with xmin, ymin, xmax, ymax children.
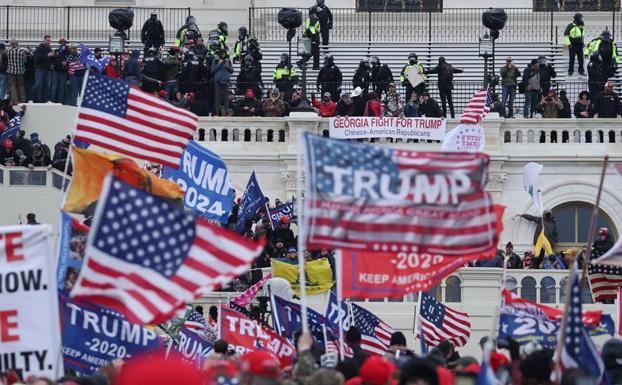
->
<box><xmin>60</xmin><ymin>295</ymin><xmax>161</xmax><ymax>374</ymax></box>
<box><xmin>235</xmin><ymin>171</ymin><xmax>266</xmax><ymax>233</ymax></box>
<box><xmin>163</xmin><ymin>141</ymin><xmax>234</xmax><ymax>223</ymax></box>
<box><xmin>441</xmin><ymin>124</ymin><xmax>485</xmax><ymax>152</ymax></box>
<box><xmin>339</xmin><ymin>250</ymin><xmax>471</xmax><ymax>298</ymax></box>
<box><xmin>271</xmin><ymin>258</ymin><xmax>333</xmax><ymax>295</ymax></box>
<box><xmin>0</xmin><ymin>225</ymin><xmax>62</xmax><ymax>378</ymax></box>
<box><xmin>56</xmin><ymin>213</ymin><xmax>89</xmax><ymax>294</ymax></box>
<box><xmin>271</xmin><ymin>295</ymin><xmax>328</xmax><ymax>345</ymax></box>
<box><xmin>405</xmin><ymin>66</ymin><xmax>425</xmax><ymax>88</ymax></box>
<box><xmin>269</xmin><ymin>201</ymin><xmax>297</xmax><ymax>227</ymax></box>
<box><xmin>174</xmin><ymin>326</ymin><xmax>213</xmax><ymax>366</ymax></box>
<box><xmin>303</xmin><ymin>132</ymin><xmax>503</xmax><ymax>258</ymax></box>
<box><xmin>220</xmin><ymin>306</ymin><xmax>295</xmax><ymax>366</ymax></box>
<box><xmin>329</xmin><ymin>117</ymin><xmax>446</xmax><ymax>140</ymax></box>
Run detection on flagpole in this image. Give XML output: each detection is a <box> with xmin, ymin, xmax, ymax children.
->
<box><xmin>580</xmin><ymin>155</ymin><xmax>609</xmax><ymax>281</ymax></box>
<box><xmin>337</xmin><ymin>252</ymin><xmax>345</xmax><ymax>361</ymax></box>
<box><xmin>616</xmin><ymin>288</ymin><xmax>621</xmax><ymax>337</ymax></box>
<box><xmin>554</xmin><ymin>265</ymin><xmax>577</xmax><ymax>383</ymax></box>
<box><xmin>264</xmin><ymin>202</ymin><xmax>274</xmax><ymax>230</ymax></box>
<box><xmin>296</xmin><ymin>130</ymin><xmax>308</xmax><ymax>332</ymax></box>
<box><xmin>413</xmin><ymin>293</ymin><xmax>422</xmax><ymax>354</ymax></box>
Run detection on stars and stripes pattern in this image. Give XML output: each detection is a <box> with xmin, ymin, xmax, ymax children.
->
<box><xmin>184</xmin><ymin>310</ymin><xmax>208</xmax><ymax>331</ymax></box>
<box><xmin>350</xmin><ymin>302</ymin><xmax>394</xmax><ymax>355</ymax></box>
<box><xmin>0</xmin><ymin>114</ymin><xmax>20</xmax><ymax>142</ymax></box>
<box><xmin>460</xmin><ymin>85</ymin><xmax>493</xmax><ymax>125</ymax></box>
<box><xmin>557</xmin><ymin>267</ymin><xmax>608</xmax><ymax>385</ymax></box>
<box><xmin>588</xmin><ymin>262</ymin><xmax>622</xmax><ymax>302</ymax></box>
<box><xmin>70</xmin><ymin>175</ymin><xmax>263</xmax><ymax>324</ymax></box>
<box><xmin>74</xmin><ymin>72</ymin><xmax>197</xmax><ymax>169</ymax></box>
<box><xmin>419</xmin><ymin>292</ymin><xmax>471</xmax><ymax>347</ymax></box>
<box><xmin>303</xmin><ymin>133</ymin><xmax>501</xmax><ymax>257</ymax></box>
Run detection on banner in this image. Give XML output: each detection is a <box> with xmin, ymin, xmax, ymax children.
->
<box><xmin>0</xmin><ymin>225</ymin><xmax>62</xmax><ymax>378</ymax></box>
<box><xmin>269</xmin><ymin>201</ymin><xmax>297</xmax><ymax>227</ymax></box>
<box><xmin>64</xmin><ymin>147</ymin><xmax>182</xmax><ymax>215</ymax></box>
<box><xmin>324</xmin><ymin>291</ymin><xmax>354</xmax><ymax>335</ymax></box>
<box><xmin>162</xmin><ymin>141</ymin><xmax>234</xmax><ymax>223</ymax></box>
<box><xmin>56</xmin><ymin>213</ymin><xmax>89</xmax><ymax>294</ymax></box>
<box><xmin>235</xmin><ymin>171</ymin><xmax>266</xmax><ymax>233</ymax></box>
<box><xmin>302</xmin><ymin>133</ymin><xmax>503</xmax><ymax>257</ymax></box>
<box><xmin>339</xmin><ymin>250</ymin><xmax>471</xmax><ymax>299</ymax></box>
<box><xmin>271</xmin><ymin>295</ymin><xmax>328</xmax><ymax>345</ymax></box>
<box><xmin>441</xmin><ymin>124</ymin><xmax>485</xmax><ymax>153</ymax></box>
<box><xmin>522</xmin><ymin>162</ymin><xmax>544</xmax><ymax>213</ymax></box>
<box><xmin>271</xmin><ymin>258</ymin><xmax>333</xmax><ymax>295</ymax></box>
<box><xmin>329</xmin><ymin>117</ymin><xmax>446</xmax><ymax>141</ymax></box>
<box><xmin>60</xmin><ymin>295</ymin><xmax>161</xmax><ymax>374</ymax></box>
<box><xmin>174</xmin><ymin>326</ymin><xmax>213</xmax><ymax>366</ymax></box>
<box><xmin>220</xmin><ymin>306</ymin><xmax>295</xmax><ymax>367</ymax></box>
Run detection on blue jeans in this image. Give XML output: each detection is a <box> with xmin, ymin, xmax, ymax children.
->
<box><xmin>523</xmin><ymin>90</ymin><xmax>538</xmax><ymax>118</ymax></box>
<box><xmin>501</xmin><ymin>85</ymin><xmax>516</xmax><ymax>117</ymax></box>
<box><xmin>49</xmin><ymin>71</ymin><xmax>67</xmax><ymax>103</ymax></box>
<box><xmin>65</xmin><ymin>74</ymin><xmax>83</xmax><ymax>106</ymax></box>
<box><xmin>0</xmin><ymin>73</ymin><xmax>7</xmax><ymax>100</ymax></box>
<box><xmin>32</xmin><ymin>69</ymin><xmax>51</xmax><ymax>103</ymax></box>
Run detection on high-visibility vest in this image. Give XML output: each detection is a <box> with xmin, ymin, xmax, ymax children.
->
<box><xmin>273</xmin><ymin>67</ymin><xmax>297</xmax><ymax>80</ymax></box>
<box><xmin>306</xmin><ymin>19</ymin><xmax>320</xmax><ymax>35</ymax></box>
<box><xmin>400</xmin><ymin>63</ymin><xmax>426</xmax><ymax>83</ymax></box>
<box><xmin>585</xmin><ymin>38</ymin><xmax>620</xmax><ymax>64</ymax></box>
<box><xmin>564</xmin><ymin>23</ymin><xmax>584</xmax><ymax>46</ymax></box>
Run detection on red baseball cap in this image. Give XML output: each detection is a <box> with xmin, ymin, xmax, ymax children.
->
<box><xmin>245</xmin><ymin>89</ymin><xmax>254</xmax><ymax>98</ymax></box>
<box><xmin>115</xmin><ymin>355</ymin><xmax>203</xmax><ymax>385</ymax></box>
<box><xmin>205</xmin><ymin>360</ymin><xmax>238</xmax><ymax>379</ymax></box>
<box><xmin>359</xmin><ymin>356</ymin><xmax>395</xmax><ymax>385</ymax></box>
<box><xmin>345</xmin><ymin>377</ymin><xmax>363</xmax><ymax>385</ymax></box>
<box><xmin>239</xmin><ymin>350</ymin><xmax>280</xmax><ymax>380</ymax></box>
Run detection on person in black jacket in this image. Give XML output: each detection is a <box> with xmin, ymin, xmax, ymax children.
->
<box><xmin>419</xmin><ymin>93</ymin><xmax>442</xmax><ymax>117</ymax></box>
<box><xmin>50</xmin><ymin>38</ymin><xmax>69</xmax><ymax>104</ymax></box>
<box><xmin>593</xmin><ymin>81</ymin><xmax>622</xmax><ymax>118</ymax></box>
<box><xmin>558</xmin><ymin>89</ymin><xmax>571</xmax><ymax>118</ymax></box>
<box><xmin>32</xmin><ymin>35</ymin><xmax>55</xmax><ymax>103</ymax></box>
<box><xmin>314</xmin><ymin>0</ymin><xmax>333</xmax><ymax>47</ymax></box>
<box><xmin>593</xmin><ymin>227</ymin><xmax>614</xmax><ymax>256</ymax></box>
<box><xmin>588</xmin><ymin>52</ymin><xmax>606</xmax><ymax>98</ymax></box>
<box><xmin>236</xmin><ymin>55</ymin><xmax>263</xmax><ymax>99</ymax></box>
<box><xmin>336</xmin><ymin>91</ymin><xmax>353</xmax><ymax>116</ymax></box>
<box><xmin>233</xmin><ymin>89</ymin><xmax>261</xmax><ymax>117</ymax></box>
<box><xmin>141</xmin><ymin>12</ymin><xmax>165</xmax><ymax>53</ymax></box>
<box><xmin>370</xmin><ymin>56</ymin><xmax>393</xmax><ymax>97</ymax></box>
<box><xmin>316</xmin><ymin>54</ymin><xmax>342</xmax><ymax>102</ymax></box>
<box><xmin>352</xmin><ymin>60</ymin><xmax>371</xmax><ymax>97</ymax></box>
<box><xmin>424</xmin><ymin>57</ymin><xmax>463</xmax><ymax>118</ymax></box>
<box><xmin>513</xmin><ymin>211</ymin><xmax>559</xmax><ymax>246</ymax></box>
<box><xmin>350</xmin><ymin>87</ymin><xmax>366</xmax><ymax>116</ymax></box>
<box><xmin>537</xmin><ymin>56</ymin><xmax>556</xmax><ymax>97</ymax></box>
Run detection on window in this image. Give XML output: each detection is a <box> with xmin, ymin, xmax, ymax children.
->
<box><xmin>540</xmin><ymin>276</ymin><xmax>556</xmax><ymax>303</ymax></box>
<box><xmin>504</xmin><ymin>276</ymin><xmax>518</xmax><ymax>293</ymax></box>
<box><xmin>521</xmin><ymin>277</ymin><xmax>536</xmax><ymax>302</ymax></box>
<box><xmin>552</xmin><ymin>203</ymin><xmax>617</xmax><ymax>249</ymax></box>
<box><xmin>445</xmin><ymin>276</ymin><xmax>461</xmax><ymax>302</ymax></box>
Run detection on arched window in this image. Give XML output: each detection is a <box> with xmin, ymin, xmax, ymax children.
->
<box><xmin>232</xmin><ymin>129</ymin><xmax>240</xmax><ymax>142</ymax></box>
<box><xmin>278</xmin><ymin>130</ymin><xmax>286</xmax><ymax>142</ymax></box>
<box><xmin>198</xmin><ymin>128</ymin><xmax>205</xmax><ymax>141</ymax></box>
<box><xmin>267</xmin><ymin>130</ymin><xmax>274</xmax><ymax>142</ymax></box>
<box><xmin>552</xmin><ymin>203</ymin><xmax>617</xmax><ymax>249</ymax></box>
<box><xmin>445</xmin><ymin>276</ymin><xmax>461</xmax><ymax>302</ymax></box>
<box><xmin>503</xmin><ymin>131</ymin><xmax>511</xmax><ymax>143</ymax></box>
<box><xmin>598</xmin><ymin>130</ymin><xmax>604</xmax><ymax>143</ymax></box>
<box><xmin>527</xmin><ymin>130</ymin><xmax>535</xmax><ymax>143</ymax></box>
<box><xmin>539</xmin><ymin>130</ymin><xmax>546</xmax><ymax>143</ymax></box>
<box><xmin>221</xmin><ymin>129</ymin><xmax>228</xmax><ymax>142</ymax></box>
<box><xmin>515</xmin><ymin>130</ymin><xmax>523</xmax><ymax>143</ymax></box>
<box><xmin>609</xmin><ymin>130</ymin><xmax>616</xmax><ymax>143</ymax></box>
<box><xmin>561</xmin><ymin>277</ymin><xmax>594</xmax><ymax>304</ymax></box>
<box><xmin>562</xmin><ymin>130</ymin><xmax>569</xmax><ymax>143</ymax></box>
<box><xmin>586</xmin><ymin>130</ymin><xmax>593</xmax><ymax>143</ymax></box>
<box><xmin>540</xmin><ymin>276</ymin><xmax>556</xmax><ymax>303</ymax></box>
<box><xmin>209</xmin><ymin>129</ymin><xmax>217</xmax><ymax>141</ymax></box>
<box><xmin>244</xmin><ymin>129</ymin><xmax>251</xmax><ymax>142</ymax></box>
<box><xmin>256</xmin><ymin>129</ymin><xmax>263</xmax><ymax>142</ymax></box>
<box><xmin>573</xmin><ymin>130</ymin><xmax>581</xmax><ymax>143</ymax></box>
<box><xmin>521</xmin><ymin>277</ymin><xmax>536</xmax><ymax>302</ymax></box>
<box><xmin>504</xmin><ymin>276</ymin><xmax>518</xmax><ymax>294</ymax></box>
<box><xmin>550</xmin><ymin>131</ymin><xmax>557</xmax><ymax>143</ymax></box>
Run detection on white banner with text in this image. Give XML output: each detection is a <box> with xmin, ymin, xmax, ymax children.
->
<box><xmin>329</xmin><ymin>117</ymin><xmax>446</xmax><ymax>140</ymax></box>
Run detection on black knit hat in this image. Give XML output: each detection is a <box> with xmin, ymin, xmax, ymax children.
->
<box><xmin>390</xmin><ymin>331</ymin><xmax>407</xmax><ymax>346</ymax></box>
<box><xmin>346</xmin><ymin>326</ymin><xmax>362</xmax><ymax>343</ymax></box>
<box><xmin>399</xmin><ymin>357</ymin><xmax>439</xmax><ymax>385</ymax></box>
<box><xmin>520</xmin><ymin>350</ymin><xmax>553</xmax><ymax>381</ymax></box>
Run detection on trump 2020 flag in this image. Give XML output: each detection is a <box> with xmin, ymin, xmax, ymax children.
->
<box><xmin>522</xmin><ymin>162</ymin><xmax>543</xmax><ymax>214</ymax></box>
<box><xmin>235</xmin><ymin>171</ymin><xmax>266</xmax><ymax>233</ymax></box>
<box><xmin>441</xmin><ymin>124</ymin><xmax>485</xmax><ymax>153</ymax></box>
<box><xmin>74</xmin><ymin>72</ymin><xmax>197</xmax><ymax>169</ymax></box>
<box><xmin>0</xmin><ymin>114</ymin><xmax>21</xmax><ymax>143</ymax></box>
<box><xmin>302</xmin><ymin>132</ymin><xmax>502</xmax><ymax>258</ymax></box>
<box><xmin>79</xmin><ymin>44</ymin><xmax>110</xmax><ymax>72</ymax></box>
<box><xmin>70</xmin><ymin>175</ymin><xmax>264</xmax><ymax>324</ymax></box>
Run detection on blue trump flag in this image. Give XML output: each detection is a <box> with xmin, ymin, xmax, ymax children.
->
<box><xmin>269</xmin><ymin>200</ymin><xmax>297</xmax><ymax>228</ymax></box>
<box><xmin>163</xmin><ymin>141</ymin><xmax>234</xmax><ymax>224</ymax></box>
<box><xmin>79</xmin><ymin>43</ymin><xmax>111</xmax><ymax>72</ymax></box>
<box><xmin>59</xmin><ymin>294</ymin><xmax>162</xmax><ymax>374</ymax></box>
<box><xmin>235</xmin><ymin>171</ymin><xmax>266</xmax><ymax>233</ymax></box>
<box><xmin>174</xmin><ymin>326</ymin><xmax>213</xmax><ymax>366</ymax></box>
<box><xmin>0</xmin><ymin>114</ymin><xmax>21</xmax><ymax>143</ymax></box>
<box><xmin>56</xmin><ymin>212</ymin><xmax>89</xmax><ymax>294</ymax></box>
<box><xmin>271</xmin><ymin>295</ymin><xmax>327</xmax><ymax>347</ymax></box>
<box><xmin>324</xmin><ymin>290</ymin><xmax>354</xmax><ymax>335</ymax></box>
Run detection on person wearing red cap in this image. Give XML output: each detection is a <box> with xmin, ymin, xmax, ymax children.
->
<box><xmin>271</xmin><ymin>215</ymin><xmax>295</xmax><ymax>248</ymax></box>
<box><xmin>234</xmin><ymin>88</ymin><xmax>261</xmax><ymax>117</ymax></box>
<box><xmin>594</xmin><ymin>227</ymin><xmax>614</xmax><ymax>255</ymax></box>
<box><xmin>239</xmin><ymin>350</ymin><xmax>281</xmax><ymax>385</ymax></box>
<box><xmin>311</xmin><ymin>91</ymin><xmax>337</xmax><ymax>117</ymax></box>
<box><xmin>115</xmin><ymin>355</ymin><xmax>204</xmax><ymax>385</ymax></box>
<box><xmin>0</xmin><ymin>138</ymin><xmax>16</xmax><ymax>166</ymax></box>
<box><xmin>359</xmin><ymin>356</ymin><xmax>395</xmax><ymax>385</ymax></box>
<box><xmin>592</xmin><ymin>80</ymin><xmax>622</xmax><ymax>118</ymax></box>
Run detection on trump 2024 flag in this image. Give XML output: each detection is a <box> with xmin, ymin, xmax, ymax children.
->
<box><xmin>302</xmin><ymin>132</ymin><xmax>503</xmax><ymax>258</ymax></box>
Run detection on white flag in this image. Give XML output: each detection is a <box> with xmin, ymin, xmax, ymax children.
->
<box><xmin>522</xmin><ymin>162</ymin><xmax>543</xmax><ymax>213</ymax></box>
<box><xmin>441</xmin><ymin>124</ymin><xmax>485</xmax><ymax>153</ymax></box>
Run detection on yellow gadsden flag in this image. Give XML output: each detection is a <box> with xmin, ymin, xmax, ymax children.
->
<box><xmin>271</xmin><ymin>258</ymin><xmax>333</xmax><ymax>295</ymax></box>
<box><xmin>534</xmin><ymin>229</ymin><xmax>554</xmax><ymax>256</ymax></box>
<box><xmin>64</xmin><ymin>147</ymin><xmax>183</xmax><ymax>214</ymax></box>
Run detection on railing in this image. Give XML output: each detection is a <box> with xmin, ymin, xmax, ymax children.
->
<box><xmin>250</xmin><ymin>7</ymin><xmax>620</xmax><ymax>43</ymax></box>
<box><xmin>1</xmin><ymin>6</ymin><xmax>190</xmax><ymax>43</ymax></box>
<box><xmin>0</xmin><ymin>166</ymin><xmax>70</xmax><ymax>189</ymax></box>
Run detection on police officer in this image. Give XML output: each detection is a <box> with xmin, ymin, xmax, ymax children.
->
<box><xmin>274</xmin><ymin>53</ymin><xmax>299</xmax><ymax>101</ymax></box>
<box><xmin>317</xmin><ymin>55</ymin><xmax>342</xmax><ymax>102</ymax></box>
<box><xmin>247</xmin><ymin>38</ymin><xmax>263</xmax><ymax>72</ymax></box>
<box><xmin>216</xmin><ymin>21</ymin><xmax>229</xmax><ymax>51</ymax></box>
<box><xmin>207</xmin><ymin>30</ymin><xmax>227</xmax><ymax>55</ymax></box>
<box><xmin>564</xmin><ymin>13</ymin><xmax>585</xmax><ymax>76</ymax></box>
<box><xmin>141</xmin><ymin>11</ymin><xmax>165</xmax><ymax>54</ymax></box>
<box><xmin>236</xmin><ymin>55</ymin><xmax>263</xmax><ymax>100</ymax></box>
<box><xmin>305</xmin><ymin>7</ymin><xmax>321</xmax><ymax>70</ymax></box>
<box><xmin>233</xmin><ymin>26</ymin><xmax>249</xmax><ymax>64</ymax></box>
<box><xmin>352</xmin><ymin>59</ymin><xmax>371</xmax><ymax>97</ymax></box>
<box><xmin>179</xmin><ymin>44</ymin><xmax>204</xmax><ymax>94</ymax></box>
<box><xmin>314</xmin><ymin>0</ymin><xmax>333</xmax><ymax>47</ymax></box>
<box><xmin>370</xmin><ymin>56</ymin><xmax>393</xmax><ymax>97</ymax></box>
<box><xmin>175</xmin><ymin>16</ymin><xmax>202</xmax><ymax>47</ymax></box>
<box><xmin>588</xmin><ymin>52</ymin><xmax>606</xmax><ymax>98</ymax></box>
<box><xmin>585</xmin><ymin>30</ymin><xmax>620</xmax><ymax>79</ymax></box>
<box><xmin>400</xmin><ymin>53</ymin><xmax>426</xmax><ymax>101</ymax></box>
<box><xmin>142</xmin><ymin>47</ymin><xmax>164</xmax><ymax>93</ymax></box>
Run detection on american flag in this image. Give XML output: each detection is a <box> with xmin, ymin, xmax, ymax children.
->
<box><xmin>460</xmin><ymin>86</ymin><xmax>493</xmax><ymax>125</ymax></box>
<box><xmin>588</xmin><ymin>262</ymin><xmax>622</xmax><ymax>302</ymax></box>
<box><xmin>419</xmin><ymin>292</ymin><xmax>471</xmax><ymax>347</ymax></box>
<box><xmin>70</xmin><ymin>175</ymin><xmax>263</xmax><ymax>324</ymax></box>
<box><xmin>184</xmin><ymin>310</ymin><xmax>208</xmax><ymax>331</ymax></box>
<box><xmin>0</xmin><ymin>114</ymin><xmax>21</xmax><ymax>142</ymax></box>
<box><xmin>556</xmin><ymin>267</ymin><xmax>608</xmax><ymax>385</ymax></box>
<box><xmin>74</xmin><ymin>72</ymin><xmax>197</xmax><ymax>169</ymax></box>
<box><xmin>350</xmin><ymin>303</ymin><xmax>394</xmax><ymax>355</ymax></box>
<box><xmin>303</xmin><ymin>133</ymin><xmax>501</xmax><ymax>257</ymax></box>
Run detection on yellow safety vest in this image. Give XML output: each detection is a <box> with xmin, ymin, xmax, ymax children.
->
<box><xmin>564</xmin><ymin>23</ymin><xmax>584</xmax><ymax>46</ymax></box>
<box><xmin>585</xmin><ymin>39</ymin><xmax>620</xmax><ymax>64</ymax></box>
<box><xmin>306</xmin><ymin>19</ymin><xmax>320</xmax><ymax>35</ymax></box>
<box><xmin>273</xmin><ymin>67</ymin><xmax>297</xmax><ymax>80</ymax></box>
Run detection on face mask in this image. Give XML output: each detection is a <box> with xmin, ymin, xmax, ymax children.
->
<box><xmin>409</xmin><ymin>59</ymin><xmax>416</xmax><ymax>64</ymax></box>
